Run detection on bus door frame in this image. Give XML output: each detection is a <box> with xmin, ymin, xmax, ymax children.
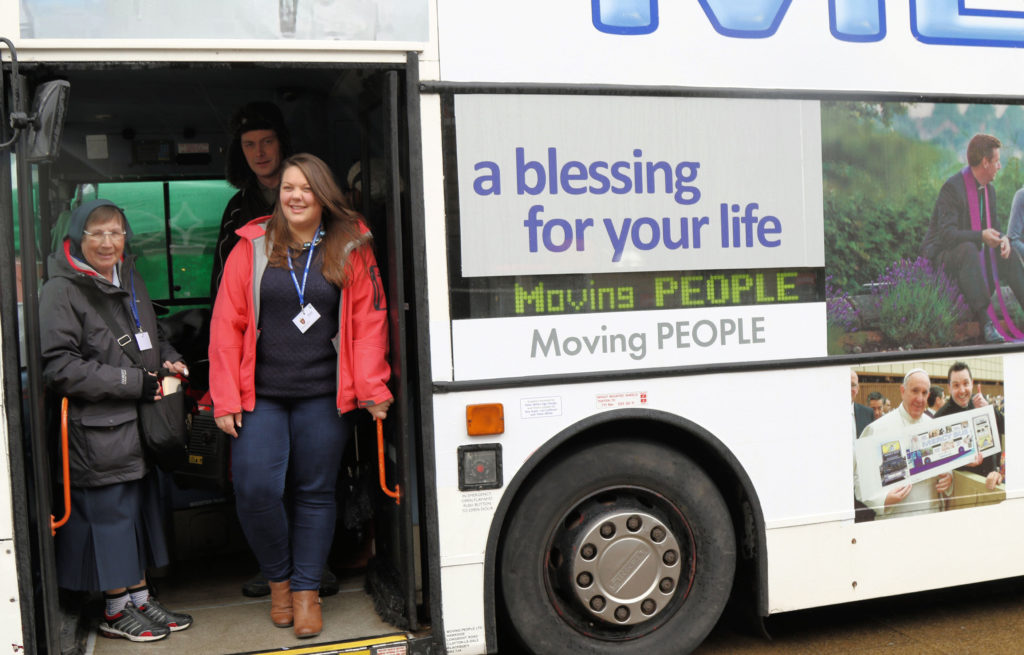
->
<box><xmin>358</xmin><ymin>61</ymin><xmax>420</xmax><ymax>632</ymax></box>
<box><xmin>0</xmin><ymin>52</ymin><xmax>61</xmax><ymax>655</ymax></box>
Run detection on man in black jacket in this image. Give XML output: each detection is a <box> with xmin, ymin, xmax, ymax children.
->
<box><xmin>934</xmin><ymin>361</ymin><xmax>1004</xmax><ymax>490</ymax></box>
<box><xmin>210</xmin><ymin>101</ymin><xmax>291</xmax><ymax>301</ymax></box>
<box><xmin>921</xmin><ymin>133</ymin><xmax>1024</xmax><ymax>343</ymax></box>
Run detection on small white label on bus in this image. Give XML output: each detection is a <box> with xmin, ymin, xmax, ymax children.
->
<box><xmin>595</xmin><ymin>391</ymin><xmax>648</xmax><ymax>409</ymax></box>
<box><xmin>520</xmin><ymin>396</ymin><xmax>563</xmax><ymax>419</ymax></box>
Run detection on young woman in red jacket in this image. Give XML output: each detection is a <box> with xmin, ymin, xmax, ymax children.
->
<box><xmin>209</xmin><ymin>153</ymin><xmax>392</xmax><ymax>638</ymax></box>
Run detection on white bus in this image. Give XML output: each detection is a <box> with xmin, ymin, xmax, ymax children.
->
<box><xmin>3</xmin><ymin>2</ymin><xmax>1024</xmax><ymax>654</ymax></box>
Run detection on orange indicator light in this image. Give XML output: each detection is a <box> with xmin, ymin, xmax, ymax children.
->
<box><xmin>467</xmin><ymin>403</ymin><xmax>504</xmax><ymax>436</ymax></box>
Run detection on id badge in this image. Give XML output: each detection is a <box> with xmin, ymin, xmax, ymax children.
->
<box><xmin>293</xmin><ymin>303</ymin><xmax>321</xmax><ymax>333</ymax></box>
<box><xmin>135</xmin><ymin>331</ymin><xmax>153</xmax><ymax>351</ymax></box>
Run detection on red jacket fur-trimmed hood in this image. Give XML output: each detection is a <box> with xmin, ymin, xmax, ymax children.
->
<box><xmin>208</xmin><ymin>216</ymin><xmax>391</xmax><ymax>417</ymax></box>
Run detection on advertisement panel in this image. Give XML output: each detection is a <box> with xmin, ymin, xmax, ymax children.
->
<box><xmin>454</xmin><ymin>95</ymin><xmax>824</xmax><ymax>277</ymax></box>
<box><xmin>823</xmin><ymin>100</ymin><xmax>1024</xmax><ymax>353</ymax></box>
<box><xmin>851</xmin><ymin>359</ymin><xmax>1007</xmax><ymax>523</ymax></box>
<box><xmin>448</xmin><ymin>94</ymin><xmax>1024</xmax><ymax>380</ymax></box>
<box><xmin>448</xmin><ymin>94</ymin><xmax>827</xmax><ymax>380</ymax></box>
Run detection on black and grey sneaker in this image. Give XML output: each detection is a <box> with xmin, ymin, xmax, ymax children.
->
<box><xmin>99</xmin><ymin>605</ymin><xmax>170</xmax><ymax>642</ymax></box>
<box><xmin>137</xmin><ymin>597</ymin><xmax>193</xmax><ymax>632</ymax></box>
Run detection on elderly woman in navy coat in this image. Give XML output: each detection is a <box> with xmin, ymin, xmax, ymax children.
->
<box><xmin>40</xmin><ymin>199</ymin><xmax>192</xmax><ymax>643</ymax></box>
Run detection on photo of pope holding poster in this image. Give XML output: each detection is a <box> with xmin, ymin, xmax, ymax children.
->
<box><xmin>857</xmin><ymin>407</ymin><xmax>997</xmax><ymax>504</ymax></box>
<box><xmin>851</xmin><ymin>358</ymin><xmax>1006</xmax><ymax>522</ymax></box>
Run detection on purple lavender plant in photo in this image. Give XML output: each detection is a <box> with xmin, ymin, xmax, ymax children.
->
<box><xmin>870</xmin><ymin>257</ymin><xmax>968</xmax><ymax>347</ymax></box>
<box><xmin>825</xmin><ymin>274</ymin><xmax>859</xmax><ymax>332</ymax></box>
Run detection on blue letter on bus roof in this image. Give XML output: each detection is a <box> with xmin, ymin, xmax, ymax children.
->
<box><xmin>912</xmin><ymin>0</ymin><xmax>1024</xmax><ymax>49</ymax></box>
<box><xmin>830</xmin><ymin>0</ymin><xmax>886</xmax><ymax>43</ymax></box>
<box><xmin>697</xmin><ymin>0</ymin><xmax>792</xmax><ymax>39</ymax></box>
<box><xmin>591</xmin><ymin>0</ymin><xmax>659</xmax><ymax>35</ymax></box>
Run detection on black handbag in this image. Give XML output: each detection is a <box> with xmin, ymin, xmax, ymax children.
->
<box><xmin>136</xmin><ymin>379</ymin><xmax>189</xmax><ymax>471</ymax></box>
<box><xmin>74</xmin><ymin>278</ymin><xmax>189</xmax><ymax>471</ymax></box>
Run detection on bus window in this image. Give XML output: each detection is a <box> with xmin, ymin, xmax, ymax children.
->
<box><xmin>91</xmin><ymin>181</ymin><xmax>166</xmax><ymax>296</ymax></box>
<box><xmin>87</xmin><ymin>179</ymin><xmax>234</xmax><ymax>308</ymax></box>
<box><xmin>167</xmin><ymin>180</ymin><xmax>236</xmax><ymax>301</ymax></box>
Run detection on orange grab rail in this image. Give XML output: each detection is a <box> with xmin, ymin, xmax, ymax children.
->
<box><xmin>50</xmin><ymin>397</ymin><xmax>71</xmax><ymax>536</ymax></box>
<box><xmin>376</xmin><ymin>418</ymin><xmax>400</xmax><ymax>505</ymax></box>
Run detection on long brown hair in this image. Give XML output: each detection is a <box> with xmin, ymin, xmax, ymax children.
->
<box><xmin>265</xmin><ymin>153</ymin><xmax>368</xmax><ymax>287</ymax></box>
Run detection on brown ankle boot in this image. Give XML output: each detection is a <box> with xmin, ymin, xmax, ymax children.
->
<box><xmin>268</xmin><ymin>579</ymin><xmax>293</xmax><ymax>628</ymax></box>
<box><xmin>292</xmin><ymin>589</ymin><xmax>322</xmax><ymax>638</ymax></box>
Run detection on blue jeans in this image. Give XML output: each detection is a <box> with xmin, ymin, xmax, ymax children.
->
<box><xmin>231</xmin><ymin>395</ymin><xmax>350</xmax><ymax>590</ymax></box>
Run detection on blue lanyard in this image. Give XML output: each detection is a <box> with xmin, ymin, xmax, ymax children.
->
<box><xmin>287</xmin><ymin>238</ymin><xmax>317</xmax><ymax>307</ymax></box>
<box><xmin>128</xmin><ymin>268</ymin><xmax>142</xmax><ymax>331</ymax></box>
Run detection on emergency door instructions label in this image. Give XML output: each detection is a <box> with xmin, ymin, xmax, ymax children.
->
<box><xmin>520</xmin><ymin>396</ymin><xmax>563</xmax><ymax>419</ymax></box>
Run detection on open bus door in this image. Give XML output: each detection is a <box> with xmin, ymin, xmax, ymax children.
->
<box><xmin>1</xmin><ymin>54</ymin><xmax>429</xmax><ymax>652</ymax></box>
<box><xmin>0</xmin><ymin>39</ymin><xmax>71</xmax><ymax>655</ymax></box>
<box><xmin>360</xmin><ymin>62</ymin><xmax>421</xmax><ymax>634</ymax></box>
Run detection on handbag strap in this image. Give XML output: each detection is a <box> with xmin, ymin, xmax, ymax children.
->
<box><xmin>72</xmin><ymin>275</ymin><xmax>145</xmax><ymax>368</ymax></box>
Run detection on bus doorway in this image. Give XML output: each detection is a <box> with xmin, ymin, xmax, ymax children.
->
<box><xmin>11</xmin><ymin>60</ymin><xmax>425</xmax><ymax>654</ymax></box>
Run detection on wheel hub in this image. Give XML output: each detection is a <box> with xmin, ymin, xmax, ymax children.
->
<box><xmin>570</xmin><ymin>510</ymin><xmax>681</xmax><ymax>625</ymax></box>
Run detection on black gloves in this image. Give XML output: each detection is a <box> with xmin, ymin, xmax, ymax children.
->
<box><xmin>140</xmin><ymin>369</ymin><xmax>160</xmax><ymax>401</ymax></box>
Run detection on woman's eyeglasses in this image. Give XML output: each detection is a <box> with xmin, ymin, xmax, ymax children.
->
<box><xmin>82</xmin><ymin>230</ymin><xmax>127</xmax><ymax>243</ymax></box>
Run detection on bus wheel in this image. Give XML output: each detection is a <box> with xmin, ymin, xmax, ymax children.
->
<box><xmin>499</xmin><ymin>439</ymin><xmax>735</xmax><ymax>654</ymax></box>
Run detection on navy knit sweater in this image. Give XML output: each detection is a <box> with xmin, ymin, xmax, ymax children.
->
<box><xmin>254</xmin><ymin>250</ymin><xmax>341</xmax><ymax>398</ymax></box>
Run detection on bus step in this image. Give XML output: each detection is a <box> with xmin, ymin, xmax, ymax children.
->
<box><xmin>228</xmin><ymin>632</ymin><xmax>412</xmax><ymax>655</ymax></box>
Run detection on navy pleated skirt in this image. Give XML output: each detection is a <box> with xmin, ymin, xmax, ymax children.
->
<box><xmin>55</xmin><ymin>474</ymin><xmax>170</xmax><ymax>591</ymax></box>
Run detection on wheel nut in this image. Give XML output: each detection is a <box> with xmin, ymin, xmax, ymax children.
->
<box><xmin>600</xmin><ymin>522</ymin><xmax>615</xmax><ymax>538</ymax></box>
<box><xmin>650</xmin><ymin>526</ymin><xmax>666</xmax><ymax>542</ymax></box>
<box><xmin>626</xmin><ymin>515</ymin><xmax>642</xmax><ymax>532</ymax></box>
<box><xmin>590</xmin><ymin>595</ymin><xmax>606</xmax><ymax>611</ymax></box>
<box><xmin>641</xmin><ymin>599</ymin><xmax>657</xmax><ymax>615</ymax></box>
<box><xmin>614</xmin><ymin>605</ymin><xmax>630</xmax><ymax>622</ymax></box>
<box><xmin>659</xmin><ymin>577</ymin><xmax>675</xmax><ymax>593</ymax></box>
<box><xmin>663</xmin><ymin>550</ymin><xmax>678</xmax><ymax>565</ymax></box>
<box><xmin>577</xmin><ymin>572</ymin><xmax>593</xmax><ymax>588</ymax></box>
<box><xmin>581</xmin><ymin>543</ymin><xmax>597</xmax><ymax>560</ymax></box>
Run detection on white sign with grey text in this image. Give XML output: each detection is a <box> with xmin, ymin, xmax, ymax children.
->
<box><xmin>451</xmin><ymin>303</ymin><xmax>825</xmax><ymax>380</ymax></box>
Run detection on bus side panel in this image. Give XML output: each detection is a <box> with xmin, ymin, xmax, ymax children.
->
<box><xmin>0</xmin><ymin>379</ymin><xmax>25</xmax><ymax>648</ymax></box>
<box><xmin>0</xmin><ymin>544</ymin><xmax>22</xmax><ymax>649</ymax></box>
<box><xmin>765</xmin><ymin>352</ymin><xmax>1024</xmax><ymax>612</ymax></box>
<box><xmin>765</xmin><ymin>500</ymin><xmax>1024</xmax><ymax>612</ymax></box>
<box><xmin>438</xmin><ymin>560</ymin><xmax>488</xmax><ymax>655</ymax></box>
<box><xmin>432</xmin><ymin>367</ymin><xmax>853</xmax><ymax>652</ymax></box>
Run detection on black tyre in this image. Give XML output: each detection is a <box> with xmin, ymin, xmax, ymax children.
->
<box><xmin>499</xmin><ymin>438</ymin><xmax>736</xmax><ymax>654</ymax></box>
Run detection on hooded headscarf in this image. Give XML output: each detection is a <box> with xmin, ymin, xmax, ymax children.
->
<box><xmin>66</xmin><ymin>198</ymin><xmax>133</xmax><ymax>260</ymax></box>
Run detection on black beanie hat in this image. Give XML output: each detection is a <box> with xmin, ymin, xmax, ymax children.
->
<box><xmin>230</xmin><ymin>101</ymin><xmax>288</xmax><ymax>139</ymax></box>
